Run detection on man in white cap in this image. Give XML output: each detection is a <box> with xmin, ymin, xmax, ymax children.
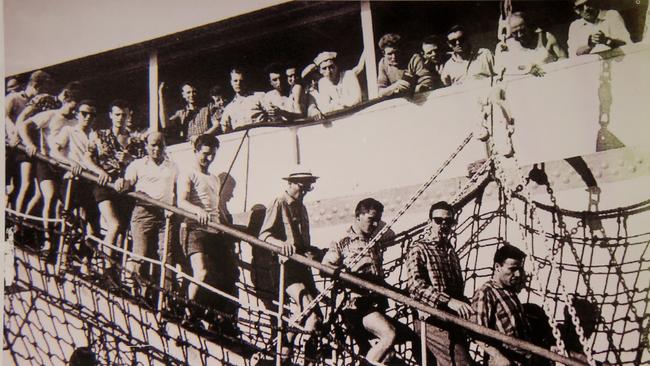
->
<box><xmin>312</xmin><ymin>51</ymin><xmax>364</xmax><ymax>115</ymax></box>
<box><xmin>259</xmin><ymin>167</ymin><xmax>323</xmax><ymax>364</ymax></box>
<box><xmin>568</xmin><ymin>0</ymin><xmax>631</xmax><ymax>57</ymax></box>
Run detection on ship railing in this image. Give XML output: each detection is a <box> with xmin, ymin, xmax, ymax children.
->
<box><xmin>5</xmin><ymin>144</ymin><xmax>590</xmax><ymax>366</ymax></box>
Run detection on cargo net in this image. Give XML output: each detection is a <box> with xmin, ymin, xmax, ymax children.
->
<box><xmin>4</xmin><ymin>145</ymin><xmax>650</xmax><ymax>364</ymax></box>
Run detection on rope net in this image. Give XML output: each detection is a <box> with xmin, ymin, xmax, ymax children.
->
<box><xmin>4</xmin><ymin>145</ymin><xmax>649</xmax><ymax>366</ymax></box>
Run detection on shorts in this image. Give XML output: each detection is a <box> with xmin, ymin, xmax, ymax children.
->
<box><xmin>283</xmin><ymin>259</ymin><xmax>317</xmax><ymax>291</ymax></box>
<box><xmin>35</xmin><ymin>160</ymin><xmax>60</xmax><ymax>182</ymax></box>
<box><xmin>182</xmin><ymin>226</ymin><xmax>233</xmax><ymax>258</ymax></box>
<box><xmin>92</xmin><ymin>184</ymin><xmax>118</xmax><ymax>203</ymax></box>
<box><xmin>14</xmin><ymin>149</ymin><xmax>33</xmax><ymax>164</ymax></box>
<box><xmin>5</xmin><ymin>151</ymin><xmax>19</xmax><ymax>185</ymax></box>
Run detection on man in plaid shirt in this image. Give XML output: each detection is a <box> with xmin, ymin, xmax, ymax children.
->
<box><xmin>471</xmin><ymin>244</ymin><xmax>530</xmax><ymax>366</ymax></box>
<box><xmin>406</xmin><ymin>201</ymin><xmax>474</xmax><ymax>365</ymax></box>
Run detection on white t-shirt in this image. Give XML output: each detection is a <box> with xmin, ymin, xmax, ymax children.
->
<box><xmin>177</xmin><ymin>164</ymin><xmax>223</xmax><ymax>222</ymax></box>
<box><xmin>52</xmin><ymin>125</ymin><xmax>90</xmax><ymax>166</ymax></box>
<box><xmin>124</xmin><ymin>155</ymin><xmax>178</xmax><ymax>205</ymax></box>
<box><xmin>568</xmin><ymin>10</ymin><xmax>632</xmax><ymax>56</ymax></box>
<box><xmin>30</xmin><ymin>109</ymin><xmax>77</xmax><ymax>156</ymax></box>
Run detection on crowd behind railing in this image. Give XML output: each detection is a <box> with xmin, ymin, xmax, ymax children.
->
<box><xmin>3</xmin><ymin>0</ymin><xmax>637</xmax><ymax>364</ymax></box>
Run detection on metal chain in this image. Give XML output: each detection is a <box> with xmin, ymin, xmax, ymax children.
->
<box><xmin>284</xmin><ymin>132</ymin><xmax>476</xmax><ymax>330</ymax></box>
<box><xmin>488</xmin><ymin>108</ymin><xmax>598</xmax><ymax>366</ymax></box>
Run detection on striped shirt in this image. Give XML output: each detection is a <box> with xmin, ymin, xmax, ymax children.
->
<box><xmin>472</xmin><ymin>279</ymin><xmax>530</xmax><ymax>361</ymax></box>
<box><xmin>406</xmin><ymin>239</ymin><xmax>465</xmax><ymax>308</ymax></box>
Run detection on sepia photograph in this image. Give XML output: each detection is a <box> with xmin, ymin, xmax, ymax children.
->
<box><xmin>3</xmin><ymin>1</ymin><xmax>649</xmax><ymax>365</ymax></box>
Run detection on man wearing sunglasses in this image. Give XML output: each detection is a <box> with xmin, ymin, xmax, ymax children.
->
<box><xmin>568</xmin><ymin>0</ymin><xmax>631</xmax><ymax>57</ymax></box>
<box><xmin>441</xmin><ymin>25</ymin><xmax>495</xmax><ymax>87</ymax></box>
<box><xmin>406</xmin><ymin>201</ymin><xmax>474</xmax><ymax>365</ymax></box>
<box><xmin>259</xmin><ymin>168</ymin><xmax>323</xmax><ymax>364</ymax></box>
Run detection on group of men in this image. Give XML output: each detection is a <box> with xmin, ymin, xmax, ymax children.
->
<box><xmin>379</xmin><ymin>0</ymin><xmax>631</xmax><ymax>94</ymax></box>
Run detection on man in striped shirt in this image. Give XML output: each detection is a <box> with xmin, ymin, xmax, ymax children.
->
<box><xmin>472</xmin><ymin>244</ymin><xmax>530</xmax><ymax>366</ymax></box>
<box><xmin>406</xmin><ymin>201</ymin><xmax>474</xmax><ymax>366</ymax></box>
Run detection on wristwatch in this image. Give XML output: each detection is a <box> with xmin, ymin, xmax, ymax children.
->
<box><xmin>605</xmin><ymin>38</ymin><xmax>614</xmax><ymax>47</ymax></box>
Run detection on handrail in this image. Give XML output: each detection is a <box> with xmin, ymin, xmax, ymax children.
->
<box><xmin>8</xmin><ymin>145</ymin><xmax>589</xmax><ymax>366</ymax></box>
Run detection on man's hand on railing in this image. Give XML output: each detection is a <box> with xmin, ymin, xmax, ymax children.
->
<box><xmin>70</xmin><ymin>163</ymin><xmax>84</xmax><ymax>177</ymax></box>
<box><xmin>196</xmin><ymin>209</ymin><xmax>210</xmax><ymax>226</ymax></box>
<box><xmin>114</xmin><ymin>178</ymin><xmax>128</xmax><ymax>192</ymax></box>
<box><xmin>97</xmin><ymin>171</ymin><xmax>111</xmax><ymax>186</ymax></box>
<box><xmin>25</xmin><ymin>143</ymin><xmax>38</xmax><ymax>157</ymax></box>
<box><xmin>281</xmin><ymin>241</ymin><xmax>297</xmax><ymax>257</ymax></box>
<box><xmin>448</xmin><ymin>298</ymin><xmax>475</xmax><ymax>320</ymax></box>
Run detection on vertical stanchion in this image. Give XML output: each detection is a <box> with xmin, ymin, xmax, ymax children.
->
<box><xmin>120</xmin><ymin>233</ymin><xmax>128</xmax><ymax>282</ymax></box>
<box><xmin>275</xmin><ymin>258</ymin><xmax>287</xmax><ymax>366</ymax></box>
<box><xmin>420</xmin><ymin>316</ymin><xmax>428</xmax><ymax>366</ymax></box>
<box><xmin>157</xmin><ymin>215</ymin><xmax>172</xmax><ymax>312</ymax></box>
<box><xmin>55</xmin><ymin>178</ymin><xmax>73</xmax><ymax>274</ymax></box>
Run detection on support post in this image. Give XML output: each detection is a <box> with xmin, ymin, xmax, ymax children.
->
<box><xmin>275</xmin><ymin>258</ymin><xmax>287</xmax><ymax>366</ymax></box>
<box><xmin>149</xmin><ymin>50</ymin><xmax>159</xmax><ymax>132</ymax></box>
<box><xmin>157</xmin><ymin>215</ymin><xmax>172</xmax><ymax>312</ymax></box>
<box><xmin>55</xmin><ymin>178</ymin><xmax>73</xmax><ymax>274</ymax></box>
<box><xmin>420</xmin><ymin>316</ymin><xmax>428</xmax><ymax>366</ymax></box>
<box><xmin>360</xmin><ymin>0</ymin><xmax>378</xmax><ymax>100</ymax></box>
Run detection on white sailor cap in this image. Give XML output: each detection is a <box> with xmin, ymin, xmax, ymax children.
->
<box><xmin>314</xmin><ymin>51</ymin><xmax>337</xmax><ymax>66</ymax></box>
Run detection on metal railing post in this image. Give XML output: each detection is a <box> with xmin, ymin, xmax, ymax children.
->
<box><xmin>420</xmin><ymin>316</ymin><xmax>427</xmax><ymax>366</ymax></box>
<box><xmin>157</xmin><ymin>215</ymin><xmax>172</xmax><ymax>312</ymax></box>
<box><xmin>119</xmin><ymin>233</ymin><xmax>128</xmax><ymax>282</ymax></box>
<box><xmin>55</xmin><ymin>177</ymin><xmax>74</xmax><ymax>274</ymax></box>
<box><xmin>275</xmin><ymin>257</ymin><xmax>287</xmax><ymax>366</ymax></box>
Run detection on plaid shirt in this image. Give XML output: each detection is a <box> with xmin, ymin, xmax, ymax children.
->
<box><xmin>472</xmin><ymin>279</ymin><xmax>530</xmax><ymax>360</ymax></box>
<box><xmin>87</xmin><ymin>128</ymin><xmax>145</xmax><ymax>179</ymax></box>
<box><xmin>406</xmin><ymin>239</ymin><xmax>465</xmax><ymax>308</ymax></box>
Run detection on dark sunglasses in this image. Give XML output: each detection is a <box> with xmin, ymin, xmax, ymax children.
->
<box><xmin>79</xmin><ymin>111</ymin><xmax>96</xmax><ymax>117</ymax></box>
<box><xmin>448</xmin><ymin>37</ymin><xmax>465</xmax><ymax>45</ymax></box>
<box><xmin>432</xmin><ymin>217</ymin><xmax>455</xmax><ymax>225</ymax></box>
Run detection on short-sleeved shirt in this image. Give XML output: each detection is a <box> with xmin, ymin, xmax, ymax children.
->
<box><xmin>52</xmin><ymin>125</ymin><xmax>90</xmax><ymax>165</ymax></box>
<box><xmin>407</xmin><ymin>53</ymin><xmax>442</xmax><ymax>92</ymax></box>
<box><xmin>124</xmin><ymin>155</ymin><xmax>178</xmax><ymax>205</ymax></box>
<box><xmin>29</xmin><ymin>110</ymin><xmax>77</xmax><ymax>156</ymax></box>
<box><xmin>23</xmin><ymin>94</ymin><xmax>60</xmax><ymax>120</ymax></box>
<box><xmin>87</xmin><ymin>128</ymin><xmax>144</xmax><ymax>179</ymax></box>
<box><xmin>177</xmin><ymin>164</ymin><xmax>227</xmax><ymax>226</ymax></box>
<box><xmin>441</xmin><ymin>48</ymin><xmax>495</xmax><ymax>86</ymax></box>
<box><xmin>568</xmin><ymin>10</ymin><xmax>632</xmax><ymax>57</ymax></box>
<box><xmin>377</xmin><ymin>57</ymin><xmax>406</xmax><ymax>89</ymax></box>
<box><xmin>221</xmin><ymin>92</ymin><xmax>266</xmax><ymax>130</ymax></box>
<box><xmin>189</xmin><ymin>101</ymin><xmax>223</xmax><ymax>139</ymax></box>
<box><xmin>316</xmin><ymin>70</ymin><xmax>362</xmax><ymax>114</ymax></box>
<box><xmin>167</xmin><ymin>105</ymin><xmax>199</xmax><ymax>144</ymax></box>
<box><xmin>472</xmin><ymin>279</ymin><xmax>530</xmax><ymax>362</ymax></box>
<box><xmin>5</xmin><ymin>92</ymin><xmax>28</xmax><ymax>123</ymax></box>
<box><xmin>259</xmin><ymin>191</ymin><xmax>311</xmax><ymax>253</ymax></box>
<box><xmin>324</xmin><ymin>222</ymin><xmax>395</xmax><ymax>278</ymax></box>
<box><xmin>406</xmin><ymin>239</ymin><xmax>465</xmax><ymax>309</ymax></box>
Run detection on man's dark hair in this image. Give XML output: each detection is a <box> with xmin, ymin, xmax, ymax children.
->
<box><xmin>230</xmin><ymin>67</ymin><xmax>245</xmax><ymax>77</ymax></box>
<box><xmin>264</xmin><ymin>62</ymin><xmax>285</xmax><ymax>77</ymax></box>
<box><xmin>422</xmin><ymin>35</ymin><xmax>444</xmax><ymax>48</ymax></box>
<box><xmin>60</xmin><ymin>81</ymin><xmax>82</xmax><ymax>103</ymax></box>
<box><xmin>493</xmin><ymin>244</ymin><xmax>526</xmax><ymax>265</ymax></box>
<box><xmin>428</xmin><ymin>201</ymin><xmax>454</xmax><ymax>219</ymax></box>
<box><xmin>109</xmin><ymin>99</ymin><xmax>129</xmax><ymax>111</ymax></box>
<box><xmin>193</xmin><ymin>134</ymin><xmax>220</xmax><ymax>151</ymax></box>
<box><xmin>68</xmin><ymin>346</ymin><xmax>97</xmax><ymax>366</ymax></box>
<box><xmin>28</xmin><ymin>70</ymin><xmax>53</xmax><ymax>91</ymax></box>
<box><xmin>378</xmin><ymin>33</ymin><xmax>402</xmax><ymax>50</ymax></box>
<box><xmin>209</xmin><ymin>85</ymin><xmax>225</xmax><ymax>98</ymax></box>
<box><xmin>447</xmin><ymin>24</ymin><xmax>466</xmax><ymax>36</ymax></box>
<box><xmin>355</xmin><ymin>198</ymin><xmax>384</xmax><ymax>217</ymax></box>
<box><xmin>180</xmin><ymin>81</ymin><xmax>195</xmax><ymax>89</ymax></box>
<box><xmin>76</xmin><ymin>99</ymin><xmax>96</xmax><ymax>111</ymax></box>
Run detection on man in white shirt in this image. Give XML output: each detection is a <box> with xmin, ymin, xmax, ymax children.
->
<box><xmin>220</xmin><ymin>68</ymin><xmax>265</xmax><ymax>131</ymax></box>
<box><xmin>18</xmin><ymin>85</ymin><xmax>79</xmax><ymax>254</ymax></box>
<box><xmin>441</xmin><ymin>25</ymin><xmax>496</xmax><ymax>87</ymax></box>
<box><xmin>177</xmin><ymin>134</ymin><xmax>239</xmax><ymax>334</ymax></box>
<box><xmin>568</xmin><ymin>0</ymin><xmax>632</xmax><ymax>57</ymax></box>
<box><xmin>116</xmin><ymin>132</ymin><xmax>178</xmax><ymax>302</ymax></box>
<box><xmin>312</xmin><ymin>51</ymin><xmax>364</xmax><ymax>115</ymax></box>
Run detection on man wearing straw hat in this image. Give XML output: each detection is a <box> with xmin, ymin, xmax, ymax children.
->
<box><xmin>259</xmin><ymin>167</ymin><xmax>323</xmax><ymax>364</ymax></box>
